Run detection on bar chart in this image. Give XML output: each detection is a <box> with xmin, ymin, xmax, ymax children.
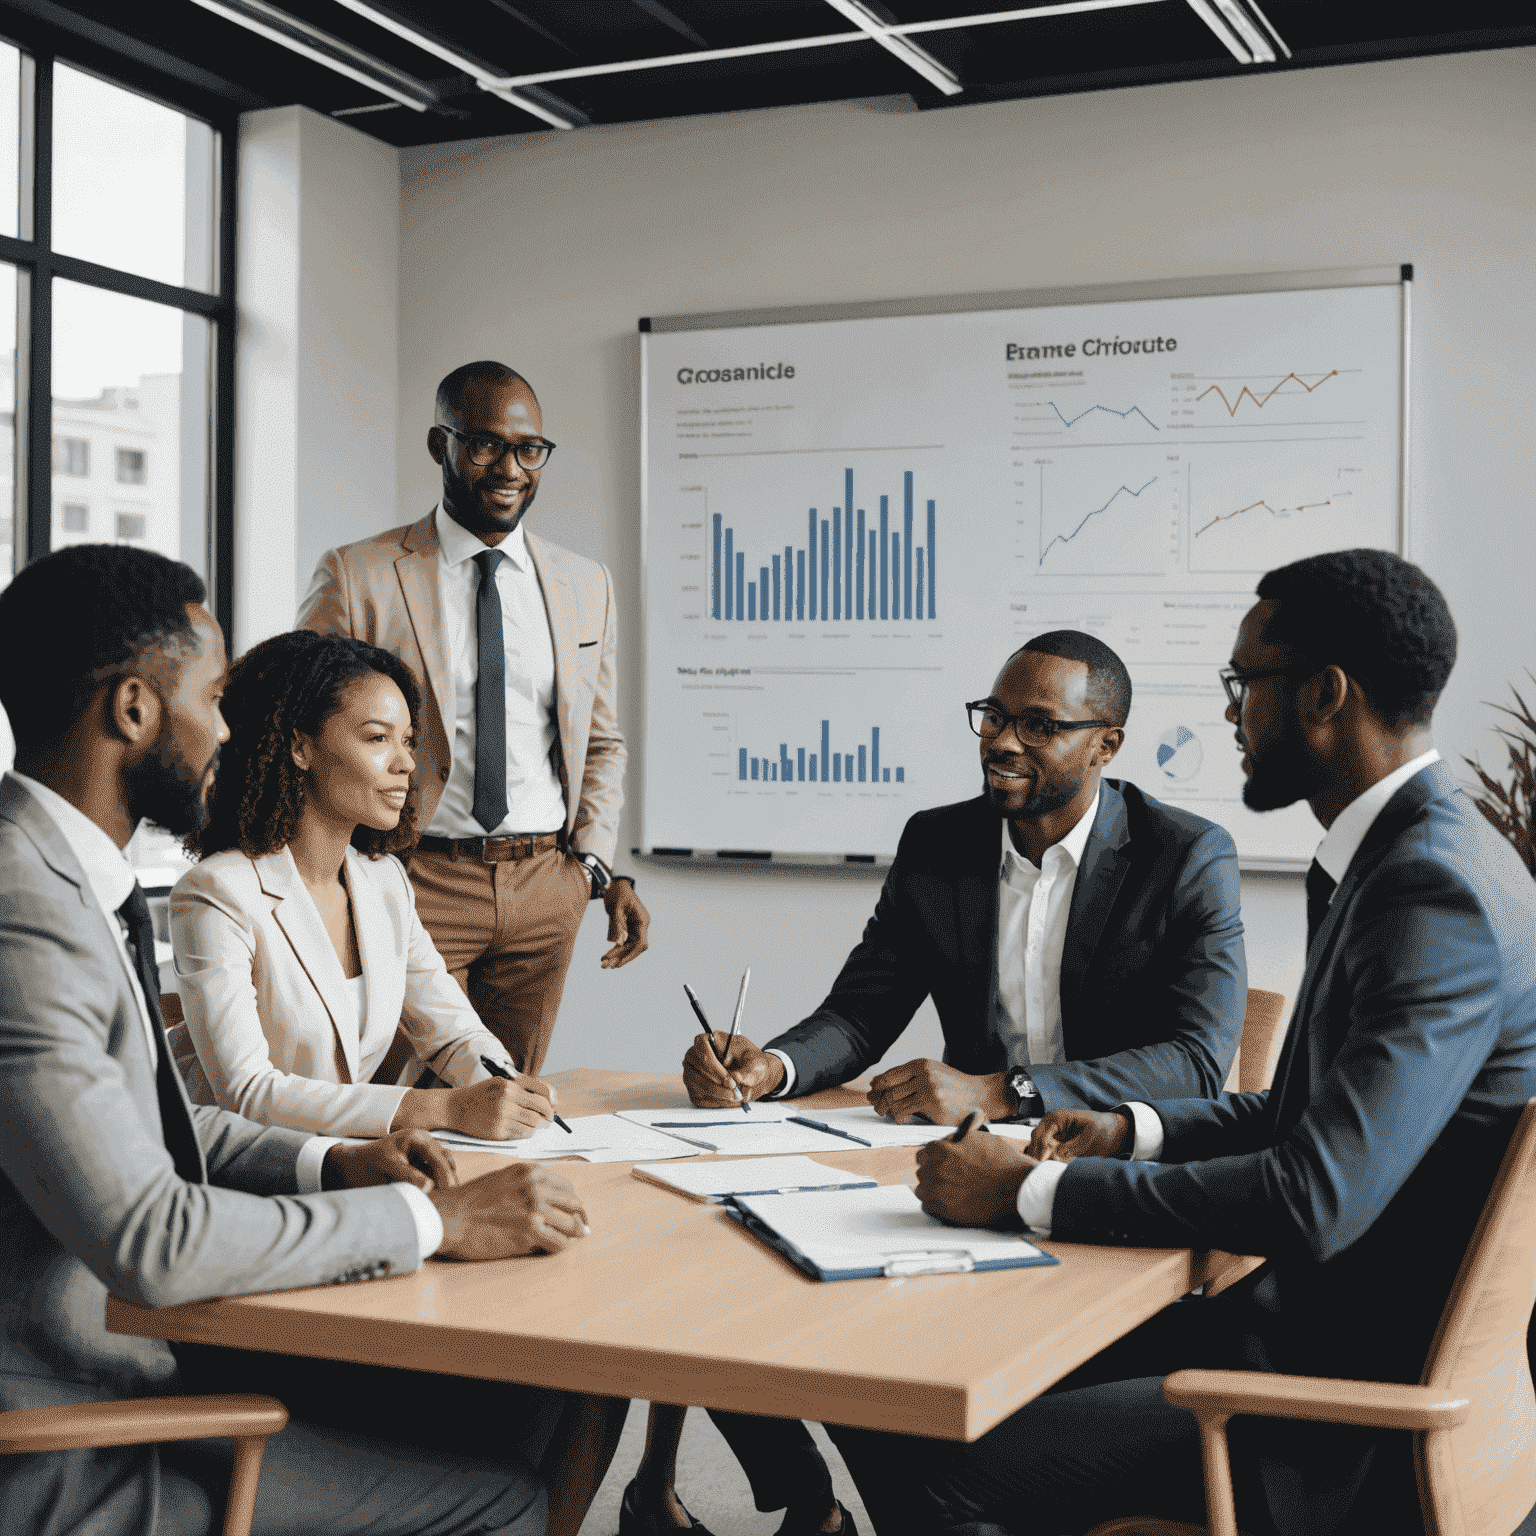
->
<box><xmin>710</xmin><ymin>466</ymin><xmax>938</xmax><ymax>624</ymax></box>
<box><xmin>736</xmin><ymin>719</ymin><xmax>906</xmax><ymax>786</ymax></box>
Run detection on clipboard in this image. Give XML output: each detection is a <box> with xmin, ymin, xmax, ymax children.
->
<box><xmin>632</xmin><ymin>1156</ymin><xmax>879</xmax><ymax>1204</ymax></box>
<box><xmin>725</xmin><ymin>1186</ymin><xmax>1058</xmax><ymax>1282</ymax></box>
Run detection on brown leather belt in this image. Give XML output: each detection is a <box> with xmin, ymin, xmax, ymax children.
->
<box><xmin>415</xmin><ymin>832</ymin><xmax>563</xmax><ymax>863</ymax></box>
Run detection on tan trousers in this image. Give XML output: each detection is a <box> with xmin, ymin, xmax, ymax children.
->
<box><xmin>406</xmin><ymin>845</ymin><xmax>591</xmax><ymax>1076</ymax></box>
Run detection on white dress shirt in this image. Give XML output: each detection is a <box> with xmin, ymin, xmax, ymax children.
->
<box><xmin>768</xmin><ymin>790</ymin><xmax>1101</xmax><ymax>1097</ymax></box>
<box><xmin>424</xmin><ymin>505</ymin><xmax>567</xmax><ymax>838</ymax></box>
<box><xmin>1016</xmin><ymin>748</ymin><xmax>1444</xmax><ymax>1235</ymax></box>
<box><xmin>11</xmin><ymin>773</ymin><xmax>443</xmax><ymax>1258</ymax></box>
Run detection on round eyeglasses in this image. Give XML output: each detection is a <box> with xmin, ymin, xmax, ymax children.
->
<box><xmin>965</xmin><ymin>700</ymin><xmax>1113</xmax><ymax>746</ymax></box>
<box><xmin>441</xmin><ymin>425</ymin><xmax>556</xmax><ymax>471</ymax></box>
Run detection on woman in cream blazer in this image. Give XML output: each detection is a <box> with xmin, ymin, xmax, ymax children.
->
<box><xmin>171</xmin><ymin>629</ymin><xmax>557</xmax><ymax>1141</ymax></box>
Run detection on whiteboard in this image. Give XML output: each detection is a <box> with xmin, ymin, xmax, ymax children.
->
<box><xmin>639</xmin><ymin>269</ymin><xmax>1407</xmax><ymax>870</ymax></box>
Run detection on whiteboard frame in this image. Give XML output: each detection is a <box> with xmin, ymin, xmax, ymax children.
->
<box><xmin>637</xmin><ymin>264</ymin><xmax>1412</xmax><ymax>874</ymax></box>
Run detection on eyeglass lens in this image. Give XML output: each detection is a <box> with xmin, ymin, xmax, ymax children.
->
<box><xmin>462</xmin><ymin>434</ymin><xmax>552</xmax><ymax>469</ymax></box>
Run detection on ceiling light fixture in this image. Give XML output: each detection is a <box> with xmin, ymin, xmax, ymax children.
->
<box><xmin>819</xmin><ymin>0</ymin><xmax>962</xmax><ymax>96</ymax></box>
<box><xmin>1184</xmin><ymin>0</ymin><xmax>1290</xmax><ymax>64</ymax></box>
<box><xmin>187</xmin><ymin>0</ymin><xmax>434</xmax><ymax>110</ymax></box>
<box><xmin>328</xmin><ymin>0</ymin><xmax>577</xmax><ymax>130</ymax></box>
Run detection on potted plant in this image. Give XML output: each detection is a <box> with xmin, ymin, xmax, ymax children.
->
<box><xmin>1464</xmin><ymin>675</ymin><xmax>1536</xmax><ymax>879</ymax></box>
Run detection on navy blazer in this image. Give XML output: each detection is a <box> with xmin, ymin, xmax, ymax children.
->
<box><xmin>766</xmin><ymin>779</ymin><xmax>1246</xmax><ymax>1108</ymax></box>
<box><xmin>1055</xmin><ymin>762</ymin><xmax>1536</xmax><ymax>1530</ymax></box>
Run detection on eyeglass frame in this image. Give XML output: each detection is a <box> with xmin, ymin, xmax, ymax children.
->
<box><xmin>964</xmin><ymin>699</ymin><xmax>1115</xmax><ymax>745</ymax></box>
<box><xmin>1218</xmin><ymin>662</ymin><xmax>1321</xmax><ymax>711</ymax></box>
<box><xmin>439</xmin><ymin>424</ymin><xmax>557</xmax><ymax>471</ymax></box>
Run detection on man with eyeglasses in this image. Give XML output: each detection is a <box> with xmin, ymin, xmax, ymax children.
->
<box><xmin>666</xmin><ymin>630</ymin><xmax>1245</xmax><ymax>1536</ymax></box>
<box><xmin>301</xmin><ymin>360</ymin><xmax>648</xmax><ymax>1076</ymax></box>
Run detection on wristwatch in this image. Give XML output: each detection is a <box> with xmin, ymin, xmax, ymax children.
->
<box><xmin>571</xmin><ymin>852</ymin><xmax>638</xmax><ymax>903</ymax></box>
<box><xmin>1005</xmin><ymin>1067</ymin><xmax>1045</xmax><ymax>1120</ymax></box>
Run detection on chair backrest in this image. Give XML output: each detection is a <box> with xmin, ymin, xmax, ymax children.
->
<box><xmin>159</xmin><ymin>991</ymin><xmax>184</xmax><ymax>1029</ymax></box>
<box><xmin>1222</xmin><ymin>988</ymin><xmax>1288</xmax><ymax>1095</ymax></box>
<box><xmin>1416</xmin><ymin>1098</ymin><xmax>1536</xmax><ymax>1536</ymax></box>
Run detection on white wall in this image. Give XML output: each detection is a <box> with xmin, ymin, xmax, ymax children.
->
<box><xmin>383</xmin><ymin>47</ymin><xmax>1534</xmax><ymax>1075</ymax></box>
<box><xmin>235</xmin><ymin>106</ymin><xmax>399</xmax><ymax>654</ymax></box>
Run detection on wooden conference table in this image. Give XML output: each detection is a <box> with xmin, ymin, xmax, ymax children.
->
<box><xmin>108</xmin><ymin>1069</ymin><xmax>1231</xmax><ymax>1443</ymax></box>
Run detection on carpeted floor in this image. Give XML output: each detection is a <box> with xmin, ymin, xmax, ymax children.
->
<box><xmin>579</xmin><ymin>1403</ymin><xmax>873</xmax><ymax>1535</ymax></box>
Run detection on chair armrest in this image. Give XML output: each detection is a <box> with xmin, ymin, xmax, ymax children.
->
<box><xmin>0</xmin><ymin>1395</ymin><xmax>288</xmax><ymax>1454</ymax></box>
<box><xmin>1163</xmin><ymin>1370</ymin><xmax>1470</xmax><ymax>1432</ymax></box>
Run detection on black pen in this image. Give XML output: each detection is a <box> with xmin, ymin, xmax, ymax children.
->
<box><xmin>788</xmin><ymin>1114</ymin><xmax>873</xmax><ymax>1148</ymax></box>
<box><xmin>684</xmin><ymin>981</ymin><xmax>747</xmax><ymax>1113</ymax></box>
<box><xmin>951</xmin><ymin>1109</ymin><xmax>984</xmax><ymax>1143</ymax></box>
<box><xmin>480</xmin><ymin>1054</ymin><xmax>571</xmax><ymax>1133</ymax></box>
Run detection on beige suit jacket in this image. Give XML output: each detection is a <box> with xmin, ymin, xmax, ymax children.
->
<box><xmin>169</xmin><ymin>846</ymin><xmax>515</xmax><ymax>1138</ymax></box>
<box><xmin>298</xmin><ymin>512</ymin><xmax>626</xmax><ymax>865</ymax></box>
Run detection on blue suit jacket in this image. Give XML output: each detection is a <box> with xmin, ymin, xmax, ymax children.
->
<box><xmin>1055</xmin><ymin>762</ymin><xmax>1536</xmax><ymax>1529</ymax></box>
<box><xmin>766</xmin><ymin>780</ymin><xmax>1246</xmax><ymax>1108</ymax></box>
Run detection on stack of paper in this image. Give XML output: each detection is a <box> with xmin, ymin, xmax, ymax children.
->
<box><xmin>430</xmin><ymin>1113</ymin><xmax>696</xmax><ymax>1163</ymax></box>
<box><xmin>632</xmin><ymin>1156</ymin><xmax>878</xmax><ymax>1203</ymax></box>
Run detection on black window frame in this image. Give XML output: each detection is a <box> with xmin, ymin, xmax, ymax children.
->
<box><xmin>0</xmin><ymin>37</ymin><xmax>237</xmax><ymax>639</ymax></box>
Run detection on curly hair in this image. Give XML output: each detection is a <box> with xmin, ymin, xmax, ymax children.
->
<box><xmin>1257</xmin><ymin>549</ymin><xmax>1457</xmax><ymax>729</ymax></box>
<box><xmin>189</xmin><ymin>630</ymin><xmax>424</xmax><ymax>861</ymax></box>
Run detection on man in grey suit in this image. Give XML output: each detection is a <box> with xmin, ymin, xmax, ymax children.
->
<box><xmin>845</xmin><ymin>550</ymin><xmax>1536</xmax><ymax>1535</ymax></box>
<box><xmin>0</xmin><ymin>545</ymin><xmax>596</xmax><ymax>1536</ymax></box>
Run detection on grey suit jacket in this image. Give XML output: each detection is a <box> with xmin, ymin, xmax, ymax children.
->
<box><xmin>0</xmin><ymin>776</ymin><xmax>421</xmax><ymax>1450</ymax></box>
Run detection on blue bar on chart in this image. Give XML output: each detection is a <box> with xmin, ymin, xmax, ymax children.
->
<box><xmin>734</xmin><ymin>719</ymin><xmax>906</xmax><ymax>786</ymax></box>
<box><xmin>706</xmin><ymin>470</ymin><xmax>938</xmax><ymax>624</ymax></box>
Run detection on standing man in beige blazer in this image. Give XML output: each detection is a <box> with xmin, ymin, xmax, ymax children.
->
<box><xmin>300</xmin><ymin>361</ymin><xmax>649</xmax><ymax>1074</ymax></box>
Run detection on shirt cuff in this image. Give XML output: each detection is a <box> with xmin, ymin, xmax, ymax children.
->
<box><xmin>1124</xmin><ymin>1102</ymin><xmax>1165</xmax><ymax>1161</ymax></box>
<box><xmin>764</xmin><ymin>1049</ymin><xmax>796</xmax><ymax>1097</ymax></box>
<box><xmin>391</xmin><ymin>1181</ymin><xmax>445</xmax><ymax>1260</ymax></box>
<box><xmin>296</xmin><ymin>1136</ymin><xmax>341</xmax><ymax>1194</ymax></box>
<box><xmin>1016</xmin><ymin>1158</ymin><xmax>1068</xmax><ymax>1236</ymax></box>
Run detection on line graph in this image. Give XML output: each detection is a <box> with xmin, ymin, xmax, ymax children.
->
<box><xmin>1196</xmin><ymin>371</ymin><xmax>1339</xmax><ymax>417</ymax></box>
<box><xmin>1040</xmin><ymin>476</ymin><xmax>1158</xmax><ymax>567</ymax></box>
<box><xmin>1194</xmin><ymin>497</ymin><xmax>1332</xmax><ymax>539</ymax></box>
<box><xmin>1047</xmin><ymin>401</ymin><xmax>1160</xmax><ymax>432</ymax></box>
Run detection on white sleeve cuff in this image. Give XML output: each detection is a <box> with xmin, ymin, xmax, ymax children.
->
<box><xmin>1016</xmin><ymin>1157</ymin><xmax>1068</xmax><ymax>1236</ymax></box>
<box><xmin>764</xmin><ymin>1049</ymin><xmax>797</xmax><ymax>1097</ymax></box>
<box><xmin>391</xmin><ymin>1181</ymin><xmax>445</xmax><ymax>1260</ymax></box>
<box><xmin>296</xmin><ymin>1136</ymin><xmax>341</xmax><ymax>1194</ymax></box>
<box><xmin>1125</xmin><ymin>1102</ymin><xmax>1166</xmax><ymax>1162</ymax></box>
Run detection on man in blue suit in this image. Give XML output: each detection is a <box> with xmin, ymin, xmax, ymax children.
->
<box><xmin>847</xmin><ymin>549</ymin><xmax>1536</xmax><ymax>1535</ymax></box>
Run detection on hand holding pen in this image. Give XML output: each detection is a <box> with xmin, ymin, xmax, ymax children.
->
<box><xmin>681</xmin><ymin>974</ymin><xmax>783</xmax><ymax>1109</ymax></box>
<box><xmin>478</xmin><ymin>1055</ymin><xmax>572</xmax><ymax>1134</ymax></box>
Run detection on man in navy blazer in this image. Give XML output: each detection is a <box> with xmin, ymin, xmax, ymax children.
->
<box><xmin>685</xmin><ymin>630</ymin><xmax>1246</xmax><ymax>1125</ymax></box>
<box><xmin>867</xmin><ymin>550</ymin><xmax>1536</xmax><ymax>1536</ymax></box>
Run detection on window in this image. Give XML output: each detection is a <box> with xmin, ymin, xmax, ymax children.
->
<box><xmin>0</xmin><ymin>40</ymin><xmax>234</xmax><ymax>645</ymax></box>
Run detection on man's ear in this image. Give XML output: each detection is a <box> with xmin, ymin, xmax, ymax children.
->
<box><xmin>108</xmin><ymin>675</ymin><xmax>162</xmax><ymax>748</ymax></box>
<box><xmin>1299</xmin><ymin>664</ymin><xmax>1350</xmax><ymax>728</ymax></box>
<box><xmin>427</xmin><ymin>425</ymin><xmax>448</xmax><ymax>466</ymax></box>
<box><xmin>1095</xmin><ymin>726</ymin><xmax>1125</xmax><ymax>766</ymax></box>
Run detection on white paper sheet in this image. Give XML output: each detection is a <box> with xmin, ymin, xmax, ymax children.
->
<box><xmin>616</xmin><ymin>1107</ymin><xmax>855</xmax><ymax>1155</ymax></box>
<box><xmin>810</xmin><ymin>1106</ymin><xmax>1039</xmax><ymax>1147</ymax></box>
<box><xmin>632</xmin><ymin>1156</ymin><xmax>879</xmax><ymax>1203</ymax></box>
<box><xmin>430</xmin><ymin>1113</ymin><xmax>697</xmax><ymax>1163</ymax></box>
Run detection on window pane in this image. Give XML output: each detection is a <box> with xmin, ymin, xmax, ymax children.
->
<box><xmin>0</xmin><ymin>43</ymin><xmax>18</xmax><ymax>240</ymax></box>
<box><xmin>52</xmin><ymin>278</ymin><xmax>210</xmax><ymax>580</ymax></box>
<box><xmin>0</xmin><ymin>262</ymin><xmax>16</xmax><ymax>595</ymax></box>
<box><xmin>52</xmin><ymin>64</ymin><xmax>216</xmax><ymax>292</ymax></box>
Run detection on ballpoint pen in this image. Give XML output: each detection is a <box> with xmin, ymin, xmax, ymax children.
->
<box><xmin>684</xmin><ymin>980</ymin><xmax>749</xmax><ymax>1112</ymax></box>
<box><xmin>480</xmin><ymin>1054</ymin><xmax>571</xmax><ymax>1133</ymax></box>
<box><xmin>951</xmin><ymin>1109</ymin><xmax>984</xmax><ymax>1143</ymax></box>
<box><xmin>787</xmin><ymin>1115</ymin><xmax>873</xmax><ymax>1147</ymax></box>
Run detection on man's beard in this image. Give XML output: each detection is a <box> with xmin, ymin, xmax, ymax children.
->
<box><xmin>1242</xmin><ymin>713</ymin><xmax>1328</xmax><ymax>812</ymax></box>
<box><xmin>129</xmin><ymin>732</ymin><xmax>217</xmax><ymax>837</ymax></box>
<box><xmin>982</xmin><ymin>758</ymin><xmax>1082</xmax><ymax>821</ymax></box>
<box><xmin>442</xmin><ymin>458</ymin><xmax>537</xmax><ymax>538</ymax></box>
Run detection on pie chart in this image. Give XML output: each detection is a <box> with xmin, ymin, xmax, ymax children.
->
<box><xmin>1156</xmin><ymin>725</ymin><xmax>1203</xmax><ymax>783</ymax></box>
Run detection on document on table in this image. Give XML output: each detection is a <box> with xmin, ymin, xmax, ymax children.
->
<box><xmin>728</xmin><ymin>1185</ymin><xmax>1057</xmax><ymax>1281</ymax></box>
<box><xmin>632</xmin><ymin>1156</ymin><xmax>879</xmax><ymax>1203</ymax></box>
<box><xmin>808</xmin><ymin>1106</ymin><xmax>1040</xmax><ymax>1148</ymax></box>
<box><xmin>430</xmin><ymin>1114</ymin><xmax>696</xmax><ymax>1163</ymax></box>
<box><xmin>616</xmin><ymin>1107</ymin><xmax>853</xmax><ymax>1155</ymax></box>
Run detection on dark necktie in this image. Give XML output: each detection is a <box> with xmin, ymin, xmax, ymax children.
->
<box><xmin>119</xmin><ymin>882</ymin><xmax>203</xmax><ymax>1182</ymax></box>
<box><xmin>472</xmin><ymin>548</ymin><xmax>509</xmax><ymax>833</ymax></box>
<box><xmin>1305</xmin><ymin>859</ymin><xmax>1337</xmax><ymax>950</ymax></box>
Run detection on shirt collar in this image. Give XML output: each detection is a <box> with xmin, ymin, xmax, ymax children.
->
<box><xmin>9</xmin><ymin>771</ymin><xmax>138</xmax><ymax>918</ymax></box>
<box><xmin>1313</xmin><ymin>748</ymin><xmax>1441</xmax><ymax>887</ymax></box>
<box><xmin>1001</xmin><ymin>785</ymin><xmax>1101</xmax><ymax>875</ymax></box>
<box><xmin>433</xmin><ymin>503</ymin><xmax>529</xmax><ymax>573</ymax></box>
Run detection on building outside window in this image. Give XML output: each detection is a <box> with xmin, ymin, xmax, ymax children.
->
<box><xmin>114</xmin><ymin>446</ymin><xmax>146</xmax><ymax>483</ymax></box>
<box><xmin>60</xmin><ymin>500</ymin><xmax>85</xmax><ymax>530</ymax></box>
<box><xmin>52</xmin><ymin>434</ymin><xmax>87</xmax><ymax>474</ymax></box>
<box><xmin>115</xmin><ymin>511</ymin><xmax>145</xmax><ymax>540</ymax></box>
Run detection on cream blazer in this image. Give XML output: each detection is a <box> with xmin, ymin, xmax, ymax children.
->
<box><xmin>169</xmin><ymin>845</ymin><xmax>515</xmax><ymax>1137</ymax></box>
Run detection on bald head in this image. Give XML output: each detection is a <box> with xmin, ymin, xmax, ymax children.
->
<box><xmin>435</xmin><ymin>361</ymin><xmax>537</xmax><ymax>426</ymax></box>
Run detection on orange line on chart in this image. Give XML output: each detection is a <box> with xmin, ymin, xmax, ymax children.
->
<box><xmin>1197</xmin><ymin>370</ymin><xmax>1339</xmax><ymax>416</ymax></box>
<box><xmin>1195</xmin><ymin>499</ymin><xmax>1331</xmax><ymax>537</ymax></box>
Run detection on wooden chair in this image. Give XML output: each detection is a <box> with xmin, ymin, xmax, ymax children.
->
<box><xmin>1085</xmin><ymin>1097</ymin><xmax>1536</xmax><ymax>1536</ymax></box>
<box><xmin>160</xmin><ymin>991</ymin><xmax>184</xmax><ymax>1028</ymax></box>
<box><xmin>0</xmin><ymin>1394</ymin><xmax>288</xmax><ymax>1536</ymax></box>
<box><xmin>1221</xmin><ymin>988</ymin><xmax>1288</xmax><ymax>1095</ymax></box>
